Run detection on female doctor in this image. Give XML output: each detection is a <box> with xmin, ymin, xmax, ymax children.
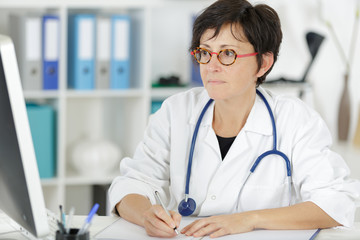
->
<box><xmin>109</xmin><ymin>0</ymin><xmax>360</xmax><ymax>238</ymax></box>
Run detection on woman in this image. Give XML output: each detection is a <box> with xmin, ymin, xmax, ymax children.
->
<box><xmin>109</xmin><ymin>0</ymin><xmax>360</xmax><ymax>238</ymax></box>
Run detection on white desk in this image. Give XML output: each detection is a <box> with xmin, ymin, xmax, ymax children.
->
<box><xmin>316</xmin><ymin>223</ymin><xmax>360</xmax><ymax>240</ymax></box>
<box><xmin>1</xmin><ymin>214</ymin><xmax>359</xmax><ymax>239</ymax></box>
<box><xmin>74</xmin><ymin>216</ymin><xmax>360</xmax><ymax>240</ymax></box>
<box><xmin>332</xmin><ymin>143</ymin><xmax>360</xmax><ymax>181</ymax></box>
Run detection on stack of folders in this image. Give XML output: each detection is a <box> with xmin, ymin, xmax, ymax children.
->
<box><xmin>68</xmin><ymin>14</ymin><xmax>131</xmax><ymax>90</ymax></box>
<box><xmin>9</xmin><ymin>14</ymin><xmax>60</xmax><ymax>90</ymax></box>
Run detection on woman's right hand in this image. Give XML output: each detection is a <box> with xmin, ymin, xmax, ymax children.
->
<box><xmin>142</xmin><ymin>204</ymin><xmax>182</xmax><ymax>238</ymax></box>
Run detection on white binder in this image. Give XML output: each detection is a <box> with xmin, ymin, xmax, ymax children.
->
<box><xmin>96</xmin><ymin>16</ymin><xmax>111</xmax><ymax>89</ymax></box>
<box><xmin>9</xmin><ymin>14</ymin><xmax>42</xmax><ymax>90</ymax></box>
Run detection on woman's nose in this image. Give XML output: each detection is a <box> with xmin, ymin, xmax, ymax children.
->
<box><xmin>206</xmin><ymin>53</ymin><xmax>222</xmax><ymax>71</ymax></box>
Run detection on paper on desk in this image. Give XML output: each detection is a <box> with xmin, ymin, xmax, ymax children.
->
<box><xmin>95</xmin><ymin>217</ymin><xmax>201</xmax><ymax>240</ymax></box>
<box><xmin>94</xmin><ymin>217</ymin><xmax>319</xmax><ymax>240</ymax></box>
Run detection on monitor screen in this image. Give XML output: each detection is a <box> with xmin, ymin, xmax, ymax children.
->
<box><xmin>0</xmin><ymin>35</ymin><xmax>49</xmax><ymax>238</ymax></box>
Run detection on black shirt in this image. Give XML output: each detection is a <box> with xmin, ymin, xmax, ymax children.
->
<box><xmin>216</xmin><ymin>135</ymin><xmax>236</xmax><ymax>160</ymax></box>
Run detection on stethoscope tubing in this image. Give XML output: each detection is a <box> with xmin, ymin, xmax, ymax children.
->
<box><xmin>185</xmin><ymin>98</ymin><xmax>214</xmax><ymax>195</ymax></box>
<box><xmin>181</xmin><ymin>89</ymin><xmax>293</xmax><ymax>216</ymax></box>
<box><xmin>256</xmin><ymin>89</ymin><xmax>277</xmax><ymax>150</ymax></box>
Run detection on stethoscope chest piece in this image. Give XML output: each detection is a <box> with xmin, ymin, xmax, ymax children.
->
<box><xmin>178</xmin><ymin>197</ymin><xmax>196</xmax><ymax>216</ymax></box>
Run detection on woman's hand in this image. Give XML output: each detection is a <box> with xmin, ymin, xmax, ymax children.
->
<box><xmin>142</xmin><ymin>205</ymin><xmax>182</xmax><ymax>238</ymax></box>
<box><xmin>181</xmin><ymin>212</ymin><xmax>256</xmax><ymax>238</ymax></box>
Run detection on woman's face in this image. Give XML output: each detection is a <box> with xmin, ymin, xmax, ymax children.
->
<box><xmin>199</xmin><ymin>24</ymin><xmax>260</xmax><ymax>101</ymax></box>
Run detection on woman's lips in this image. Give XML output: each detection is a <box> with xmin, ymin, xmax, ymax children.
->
<box><xmin>208</xmin><ymin>79</ymin><xmax>225</xmax><ymax>85</ymax></box>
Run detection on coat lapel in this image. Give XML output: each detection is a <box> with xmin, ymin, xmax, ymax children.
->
<box><xmin>224</xmin><ymin>91</ymin><xmax>274</xmax><ymax>163</ymax></box>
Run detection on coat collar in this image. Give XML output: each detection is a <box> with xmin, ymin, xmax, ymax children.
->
<box><xmin>188</xmin><ymin>87</ymin><xmax>274</xmax><ymax>136</ymax></box>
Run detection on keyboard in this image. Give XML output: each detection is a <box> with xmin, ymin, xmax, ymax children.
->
<box><xmin>17</xmin><ymin>209</ymin><xmax>59</xmax><ymax>240</ymax></box>
<box><xmin>44</xmin><ymin>209</ymin><xmax>59</xmax><ymax>240</ymax></box>
<box><xmin>0</xmin><ymin>209</ymin><xmax>59</xmax><ymax>240</ymax></box>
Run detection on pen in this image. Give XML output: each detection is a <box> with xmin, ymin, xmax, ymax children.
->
<box><xmin>61</xmin><ymin>207</ymin><xmax>66</xmax><ymax>228</ymax></box>
<box><xmin>66</xmin><ymin>207</ymin><xmax>75</xmax><ymax>234</ymax></box>
<box><xmin>77</xmin><ymin>203</ymin><xmax>99</xmax><ymax>235</ymax></box>
<box><xmin>57</xmin><ymin>220</ymin><xmax>66</xmax><ymax>234</ymax></box>
<box><xmin>154</xmin><ymin>191</ymin><xmax>179</xmax><ymax>235</ymax></box>
<box><xmin>59</xmin><ymin>205</ymin><xmax>63</xmax><ymax>225</ymax></box>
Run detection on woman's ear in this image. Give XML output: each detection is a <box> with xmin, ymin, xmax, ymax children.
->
<box><xmin>256</xmin><ymin>52</ymin><xmax>274</xmax><ymax>78</ymax></box>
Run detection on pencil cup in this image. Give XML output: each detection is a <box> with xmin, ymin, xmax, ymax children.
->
<box><xmin>55</xmin><ymin>229</ymin><xmax>89</xmax><ymax>240</ymax></box>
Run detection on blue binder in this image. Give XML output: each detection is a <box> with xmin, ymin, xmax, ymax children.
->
<box><xmin>42</xmin><ymin>15</ymin><xmax>60</xmax><ymax>90</ymax></box>
<box><xmin>190</xmin><ymin>15</ymin><xmax>202</xmax><ymax>87</ymax></box>
<box><xmin>191</xmin><ymin>60</ymin><xmax>202</xmax><ymax>86</ymax></box>
<box><xmin>110</xmin><ymin>15</ymin><xmax>130</xmax><ymax>89</ymax></box>
<box><xmin>68</xmin><ymin>14</ymin><xmax>95</xmax><ymax>90</ymax></box>
<box><xmin>26</xmin><ymin>103</ymin><xmax>56</xmax><ymax>179</ymax></box>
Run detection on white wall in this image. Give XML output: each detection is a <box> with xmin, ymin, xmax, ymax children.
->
<box><xmin>151</xmin><ymin>0</ymin><xmax>360</xmax><ymax>143</ymax></box>
<box><xmin>265</xmin><ymin>0</ymin><xmax>360</xmax><ymax>143</ymax></box>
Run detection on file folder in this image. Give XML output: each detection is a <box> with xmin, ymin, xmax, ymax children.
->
<box><xmin>68</xmin><ymin>14</ymin><xmax>95</xmax><ymax>90</ymax></box>
<box><xmin>110</xmin><ymin>15</ymin><xmax>130</xmax><ymax>89</ymax></box>
<box><xmin>9</xmin><ymin>14</ymin><xmax>42</xmax><ymax>90</ymax></box>
<box><xmin>96</xmin><ymin>16</ymin><xmax>111</xmax><ymax>89</ymax></box>
<box><xmin>26</xmin><ymin>103</ymin><xmax>56</xmax><ymax>179</ymax></box>
<box><xmin>42</xmin><ymin>15</ymin><xmax>60</xmax><ymax>90</ymax></box>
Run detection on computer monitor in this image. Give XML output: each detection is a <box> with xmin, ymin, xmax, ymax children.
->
<box><xmin>0</xmin><ymin>35</ymin><xmax>50</xmax><ymax>238</ymax></box>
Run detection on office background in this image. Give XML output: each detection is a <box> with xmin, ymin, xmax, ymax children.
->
<box><xmin>0</xmin><ymin>0</ymin><xmax>359</xmax><ymax>217</ymax></box>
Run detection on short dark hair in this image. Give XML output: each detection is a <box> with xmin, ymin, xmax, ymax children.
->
<box><xmin>190</xmin><ymin>0</ymin><xmax>282</xmax><ymax>85</ymax></box>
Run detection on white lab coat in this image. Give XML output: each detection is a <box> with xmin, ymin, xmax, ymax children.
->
<box><xmin>109</xmin><ymin>87</ymin><xmax>360</xmax><ymax>227</ymax></box>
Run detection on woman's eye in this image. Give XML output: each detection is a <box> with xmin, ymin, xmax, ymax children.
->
<box><xmin>224</xmin><ymin>50</ymin><xmax>235</xmax><ymax>57</ymax></box>
<box><xmin>201</xmin><ymin>50</ymin><xmax>209</xmax><ymax>56</ymax></box>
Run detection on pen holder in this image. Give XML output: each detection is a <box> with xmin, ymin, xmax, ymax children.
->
<box><xmin>55</xmin><ymin>229</ymin><xmax>89</xmax><ymax>240</ymax></box>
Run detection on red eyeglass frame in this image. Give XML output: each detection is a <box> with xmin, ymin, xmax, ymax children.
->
<box><xmin>191</xmin><ymin>47</ymin><xmax>258</xmax><ymax>66</ymax></box>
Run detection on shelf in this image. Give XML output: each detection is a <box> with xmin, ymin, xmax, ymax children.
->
<box><xmin>64</xmin><ymin>171</ymin><xmax>118</xmax><ymax>185</ymax></box>
<box><xmin>0</xmin><ymin>1</ymin><xmax>61</xmax><ymax>8</ymax></box>
<box><xmin>0</xmin><ymin>0</ymin><xmax>162</xmax><ymax>8</ymax></box>
<box><xmin>65</xmin><ymin>0</ymin><xmax>162</xmax><ymax>9</ymax></box>
<box><xmin>24</xmin><ymin>90</ymin><xmax>60</xmax><ymax>100</ymax></box>
<box><xmin>23</xmin><ymin>89</ymin><xmax>147</xmax><ymax>100</ymax></box>
<box><xmin>65</xmin><ymin>89</ymin><xmax>146</xmax><ymax>99</ymax></box>
<box><xmin>263</xmin><ymin>81</ymin><xmax>311</xmax><ymax>88</ymax></box>
<box><xmin>151</xmin><ymin>86</ymin><xmax>192</xmax><ymax>100</ymax></box>
<box><xmin>40</xmin><ymin>177</ymin><xmax>60</xmax><ymax>186</ymax></box>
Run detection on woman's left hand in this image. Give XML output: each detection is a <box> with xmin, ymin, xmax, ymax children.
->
<box><xmin>180</xmin><ymin>212</ymin><xmax>256</xmax><ymax>238</ymax></box>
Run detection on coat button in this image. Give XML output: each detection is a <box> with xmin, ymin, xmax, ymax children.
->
<box><xmin>211</xmin><ymin>195</ymin><xmax>216</xmax><ymax>200</ymax></box>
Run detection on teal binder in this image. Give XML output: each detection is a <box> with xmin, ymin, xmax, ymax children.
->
<box><xmin>26</xmin><ymin>103</ymin><xmax>56</xmax><ymax>178</ymax></box>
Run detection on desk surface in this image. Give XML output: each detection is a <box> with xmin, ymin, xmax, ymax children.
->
<box><xmin>73</xmin><ymin>216</ymin><xmax>360</xmax><ymax>240</ymax></box>
<box><xmin>1</xmin><ymin>214</ymin><xmax>359</xmax><ymax>239</ymax></box>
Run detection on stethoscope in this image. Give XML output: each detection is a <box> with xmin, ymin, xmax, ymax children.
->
<box><xmin>178</xmin><ymin>89</ymin><xmax>293</xmax><ymax>216</ymax></box>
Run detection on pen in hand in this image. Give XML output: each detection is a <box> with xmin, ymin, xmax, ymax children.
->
<box><xmin>154</xmin><ymin>191</ymin><xmax>179</xmax><ymax>235</ymax></box>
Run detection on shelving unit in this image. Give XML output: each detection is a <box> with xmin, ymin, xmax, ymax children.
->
<box><xmin>0</xmin><ymin>0</ymin><xmax>166</xmax><ymax>215</ymax></box>
<box><xmin>0</xmin><ymin>0</ymin><xmax>219</xmax><ymax>215</ymax></box>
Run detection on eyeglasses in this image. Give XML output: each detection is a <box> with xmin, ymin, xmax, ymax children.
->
<box><xmin>191</xmin><ymin>47</ymin><xmax>258</xmax><ymax>66</ymax></box>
